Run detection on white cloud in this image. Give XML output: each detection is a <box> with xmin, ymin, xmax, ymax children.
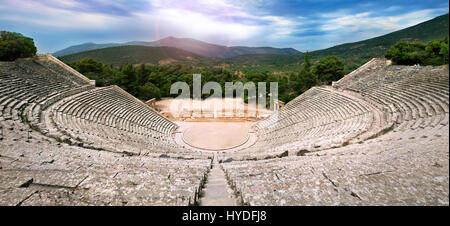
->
<box><xmin>320</xmin><ymin>8</ymin><xmax>447</xmax><ymax>33</ymax></box>
<box><xmin>321</xmin><ymin>12</ymin><xmax>373</xmax><ymax>31</ymax></box>
<box><xmin>0</xmin><ymin>0</ymin><xmax>122</xmax><ymax>30</ymax></box>
<box><xmin>132</xmin><ymin>8</ymin><xmax>261</xmax><ymax>42</ymax></box>
<box><xmin>47</xmin><ymin>0</ymin><xmax>81</xmax><ymax>8</ymax></box>
<box><xmin>312</xmin><ymin>8</ymin><xmax>448</xmax><ymax>50</ymax></box>
<box><xmin>384</xmin><ymin>6</ymin><xmax>402</xmax><ymax>12</ymax></box>
<box><xmin>1</xmin><ymin>0</ymin><xmax>448</xmax><ymax>52</ymax></box>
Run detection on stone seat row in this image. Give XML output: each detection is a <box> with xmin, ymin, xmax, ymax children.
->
<box><xmin>236</xmin><ymin>87</ymin><xmax>375</xmax><ymax>158</ymax></box>
<box><xmin>220</xmin><ymin>123</ymin><xmax>449</xmax><ymax>206</ymax></box>
<box><xmin>334</xmin><ymin>62</ymin><xmax>449</xmax><ymax>132</ymax></box>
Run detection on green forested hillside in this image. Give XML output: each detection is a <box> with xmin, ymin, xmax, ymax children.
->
<box><xmin>61</xmin><ymin>13</ymin><xmax>449</xmax><ymax>74</ymax></box>
<box><xmin>309</xmin><ymin>13</ymin><xmax>449</xmax><ymax>70</ymax></box>
<box><xmin>61</xmin><ymin>45</ymin><xmax>217</xmax><ymax>66</ymax></box>
<box><xmin>225</xmin><ymin>13</ymin><xmax>449</xmax><ymax>73</ymax></box>
<box><xmin>55</xmin><ymin>36</ymin><xmax>300</xmax><ymax>58</ymax></box>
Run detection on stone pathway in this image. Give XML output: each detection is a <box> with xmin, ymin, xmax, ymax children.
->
<box><xmin>199</xmin><ymin>157</ymin><xmax>237</xmax><ymax>206</ymax></box>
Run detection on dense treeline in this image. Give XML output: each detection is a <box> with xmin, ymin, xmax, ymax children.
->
<box><xmin>7</xmin><ymin>30</ymin><xmax>448</xmax><ymax>106</ymax></box>
<box><xmin>65</xmin><ymin>53</ymin><xmax>345</xmax><ymax>103</ymax></box>
<box><xmin>385</xmin><ymin>36</ymin><xmax>449</xmax><ymax>65</ymax></box>
<box><xmin>0</xmin><ymin>31</ymin><xmax>36</xmax><ymax>61</ymax></box>
<box><xmin>0</xmin><ymin>30</ymin><xmax>343</xmax><ymax>104</ymax></box>
<box><xmin>63</xmin><ymin>35</ymin><xmax>450</xmax><ymax>104</ymax></box>
<box><xmin>67</xmin><ymin>58</ymin><xmax>273</xmax><ymax>101</ymax></box>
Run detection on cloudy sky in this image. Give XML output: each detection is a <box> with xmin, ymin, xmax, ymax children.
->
<box><xmin>0</xmin><ymin>0</ymin><xmax>448</xmax><ymax>53</ymax></box>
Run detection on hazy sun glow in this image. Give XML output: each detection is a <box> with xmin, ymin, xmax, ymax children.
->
<box><xmin>0</xmin><ymin>0</ymin><xmax>448</xmax><ymax>53</ymax></box>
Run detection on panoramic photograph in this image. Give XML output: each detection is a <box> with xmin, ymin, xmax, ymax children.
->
<box><xmin>0</xmin><ymin>0</ymin><xmax>449</xmax><ymax>217</ymax></box>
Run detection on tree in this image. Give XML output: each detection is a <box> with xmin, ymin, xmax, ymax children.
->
<box><xmin>423</xmin><ymin>39</ymin><xmax>445</xmax><ymax>65</ymax></box>
<box><xmin>385</xmin><ymin>41</ymin><xmax>406</xmax><ymax>64</ymax></box>
<box><xmin>288</xmin><ymin>72</ymin><xmax>299</xmax><ymax>91</ymax></box>
<box><xmin>138</xmin><ymin>82</ymin><xmax>161</xmax><ymax>101</ymax></box>
<box><xmin>278</xmin><ymin>76</ymin><xmax>289</xmax><ymax>95</ymax></box>
<box><xmin>99</xmin><ymin>65</ymin><xmax>115</xmax><ymax>86</ymax></box>
<box><xmin>295</xmin><ymin>52</ymin><xmax>317</xmax><ymax>93</ymax></box>
<box><xmin>313</xmin><ymin>56</ymin><xmax>344</xmax><ymax>85</ymax></box>
<box><xmin>0</xmin><ymin>31</ymin><xmax>37</xmax><ymax>61</ymax></box>
<box><xmin>72</xmin><ymin>58</ymin><xmax>103</xmax><ymax>74</ymax></box>
<box><xmin>385</xmin><ymin>38</ymin><xmax>448</xmax><ymax>66</ymax></box>
<box><xmin>120</xmin><ymin>64</ymin><xmax>138</xmax><ymax>95</ymax></box>
<box><xmin>297</xmin><ymin>70</ymin><xmax>318</xmax><ymax>93</ymax></box>
<box><xmin>426</xmin><ymin>39</ymin><xmax>443</xmax><ymax>56</ymax></box>
<box><xmin>440</xmin><ymin>36</ymin><xmax>449</xmax><ymax>64</ymax></box>
<box><xmin>136</xmin><ymin>64</ymin><xmax>150</xmax><ymax>85</ymax></box>
<box><xmin>303</xmin><ymin>51</ymin><xmax>311</xmax><ymax>72</ymax></box>
<box><xmin>385</xmin><ymin>41</ymin><xmax>435</xmax><ymax>65</ymax></box>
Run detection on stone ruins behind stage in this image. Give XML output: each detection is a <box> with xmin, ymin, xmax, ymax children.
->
<box><xmin>0</xmin><ymin>55</ymin><xmax>448</xmax><ymax>205</ymax></box>
<box><xmin>155</xmin><ymin>97</ymin><xmax>274</xmax><ymax>121</ymax></box>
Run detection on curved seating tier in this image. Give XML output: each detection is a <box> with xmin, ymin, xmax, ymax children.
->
<box><xmin>1</xmin><ymin>56</ymin><xmax>448</xmax><ymax>206</ymax></box>
<box><xmin>1</xmin><ymin>56</ymin><xmax>211</xmax><ymax>205</ymax></box>
<box><xmin>0</xmin><ymin>118</ymin><xmax>211</xmax><ymax>205</ymax></box>
<box><xmin>0</xmin><ymin>60</ymin><xmax>93</xmax><ymax>125</ymax></box>
<box><xmin>221</xmin><ymin>124</ymin><xmax>449</xmax><ymax>205</ymax></box>
<box><xmin>34</xmin><ymin>56</ymin><xmax>93</xmax><ymax>86</ymax></box>
<box><xmin>230</xmin><ymin>87</ymin><xmax>376</xmax><ymax>158</ymax></box>
<box><xmin>44</xmin><ymin>86</ymin><xmax>191</xmax><ymax>156</ymax></box>
<box><xmin>220</xmin><ymin>60</ymin><xmax>449</xmax><ymax>206</ymax></box>
<box><xmin>334</xmin><ymin>61</ymin><xmax>449</xmax><ymax>131</ymax></box>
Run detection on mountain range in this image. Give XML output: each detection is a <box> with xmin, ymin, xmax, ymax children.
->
<box><xmin>54</xmin><ymin>36</ymin><xmax>300</xmax><ymax>58</ymax></box>
<box><xmin>58</xmin><ymin>13</ymin><xmax>449</xmax><ymax>73</ymax></box>
<box><xmin>60</xmin><ymin>45</ymin><xmax>208</xmax><ymax>66</ymax></box>
<box><xmin>222</xmin><ymin>13</ymin><xmax>449</xmax><ymax>71</ymax></box>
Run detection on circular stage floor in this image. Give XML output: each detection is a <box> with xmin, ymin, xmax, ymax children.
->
<box><xmin>181</xmin><ymin>121</ymin><xmax>251</xmax><ymax>150</ymax></box>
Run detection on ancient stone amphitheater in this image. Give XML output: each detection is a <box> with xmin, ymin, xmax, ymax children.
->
<box><xmin>0</xmin><ymin>56</ymin><xmax>448</xmax><ymax>206</ymax></box>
